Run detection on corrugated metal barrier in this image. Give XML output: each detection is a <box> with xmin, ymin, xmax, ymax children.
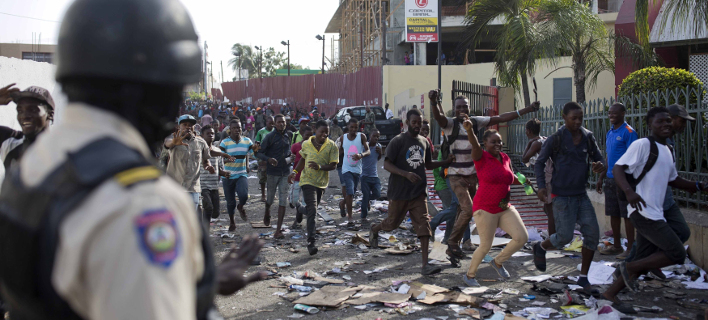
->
<box><xmin>221</xmin><ymin>67</ymin><xmax>382</xmax><ymax>117</ymax></box>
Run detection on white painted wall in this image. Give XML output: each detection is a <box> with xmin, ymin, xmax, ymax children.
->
<box><xmin>0</xmin><ymin>56</ymin><xmax>67</xmax><ymax>129</ymax></box>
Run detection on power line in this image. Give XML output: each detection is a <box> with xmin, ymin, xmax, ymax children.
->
<box><xmin>0</xmin><ymin>12</ymin><xmax>60</xmax><ymax>23</ymax></box>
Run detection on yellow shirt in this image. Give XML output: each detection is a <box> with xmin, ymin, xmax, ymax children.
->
<box><xmin>299</xmin><ymin>137</ymin><xmax>339</xmax><ymax>189</ymax></box>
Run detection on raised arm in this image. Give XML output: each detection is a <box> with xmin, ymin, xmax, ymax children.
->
<box><xmin>463</xmin><ymin>119</ymin><xmax>484</xmax><ymax>162</ymax></box>
<box><xmin>428</xmin><ymin>90</ymin><xmax>448</xmax><ymax>128</ymax></box>
<box><xmin>488</xmin><ymin>101</ymin><xmax>540</xmax><ymax>127</ymax></box>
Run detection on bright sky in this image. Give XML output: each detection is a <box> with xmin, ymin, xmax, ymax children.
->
<box><xmin>0</xmin><ymin>0</ymin><xmax>340</xmax><ymax>81</ymax></box>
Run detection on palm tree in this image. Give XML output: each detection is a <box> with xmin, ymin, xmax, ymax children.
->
<box><xmin>228</xmin><ymin>44</ymin><xmax>258</xmax><ymax>80</ymax></box>
<box><xmin>534</xmin><ymin>0</ymin><xmax>615</xmax><ymax>103</ymax></box>
<box><xmin>635</xmin><ymin>0</ymin><xmax>708</xmax><ymax>47</ymax></box>
<box><xmin>462</xmin><ymin>0</ymin><xmax>542</xmax><ymax>107</ymax></box>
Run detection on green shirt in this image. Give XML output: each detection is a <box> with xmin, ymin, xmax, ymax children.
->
<box><xmin>255</xmin><ymin>127</ymin><xmax>273</xmax><ymax>143</ymax></box>
<box><xmin>433</xmin><ymin>151</ymin><xmax>448</xmax><ymax>191</ymax></box>
<box><xmin>299</xmin><ymin>137</ymin><xmax>339</xmax><ymax>189</ymax></box>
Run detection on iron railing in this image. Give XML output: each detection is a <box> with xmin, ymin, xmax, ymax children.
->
<box><xmin>506</xmin><ymin>86</ymin><xmax>708</xmax><ymax>209</ymax></box>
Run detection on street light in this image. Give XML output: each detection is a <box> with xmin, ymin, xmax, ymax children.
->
<box><xmin>254</xmin><ymin>46</ymin><xmax>263</xmax><ymax>78</ymax></box>
<box><xmin>281</xmin><ymin>40</ymin><xmax>290</xmax><ymax>76</ymax></box>
<box><xmin>316</xmin><ymin>35</ymin><xmax>325</xmax><ymax>74</ymax></box>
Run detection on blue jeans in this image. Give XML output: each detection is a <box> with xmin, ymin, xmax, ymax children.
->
<box><xmin>550</xmin><ymin>194</ymin><xmax>599</xmax><ymax>251</ymax></box>
<box><xmin>223</xmin><ymin>176</ymin><xmax>249</xmax><ymax>217</ymax></box>
<box><xmin>360</xmin><ymin>176</ymin><xmax>381</xmax><ymax>219</ymax></box>
<box><xmin>341</xmin><ymin>171</ymin><xmax>360</xmax><ymax>195</ymax></box>
<box><xmin>188</xmin><ymin>192</ymin><xmax>201</xmax><ymax>220</ymax></box>
<box><xmin>429</xmin><ymin>179</ymin><xmax>470</xmax><ymax>243</ymax></box>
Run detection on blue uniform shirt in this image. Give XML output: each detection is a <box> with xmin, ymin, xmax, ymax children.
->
<box><xmin>606</xmin><ymin>122</ymin><xmax>638</xmax><ymax>178</ymax></box>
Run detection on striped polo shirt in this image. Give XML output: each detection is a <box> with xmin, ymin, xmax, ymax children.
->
<box><xmin>220</xmin><ymin>136</ymin><xmax>254</xmax><ymax>179</ymax></box>
<box><xmin>441</xmin><ymin>116</ymin><xmax>491</xmax><ymax>176</ymax></box>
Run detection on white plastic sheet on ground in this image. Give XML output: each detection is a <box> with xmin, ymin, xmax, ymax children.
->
<box><xmin>578</xmin><ymin>261</ymin><xmax>616</xmax><ymax>285</ymax></box>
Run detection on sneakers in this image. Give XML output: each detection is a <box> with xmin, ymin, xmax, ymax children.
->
<box><xmin>446</xmin><ymin>244</ymin><xmax>465</xmax><ymax>259</ymax></box>
<box><xmin>489</xmin><ymin>259</ymin><xmax>510</xmax><ymax>279</ymax></box>
<box><xmin>532</xmin><ymin>242</ymin><xmax>547</xmax><ymax>272</ymax></box>
<box><xmin>461</xmin><ymin>239</ymin><xmax>477</xmax><ymax>252</ymax></box>
<box><xmin>421</xmin><ymin>264</ymin><xmax>442</xmax><ymax>276</ymax></box>
<box><xmin>369</xmin><ymin>229</ymin><xmax>379</xmax><ymax>249</ymax></box>
<box><xmin>599</xmin><ymin>245</ymin><xmax>624</xmax><ymax>255</ymax></box>
<box><xmin>462</xmin><ymin>275</ymin><xmax>480</xmax><ymax>287</ymax></box>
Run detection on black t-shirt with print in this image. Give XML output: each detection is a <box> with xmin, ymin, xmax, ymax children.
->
<box><xmin>385</xmin><ymin>132</ymin><xmax>432</xmax><ymax>201</ymax></box>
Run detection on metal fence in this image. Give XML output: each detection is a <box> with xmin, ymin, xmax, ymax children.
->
<box><xmin>506</xmin><ymin>86</ymin><xmax>708</xmax><ymax>209</ymax></box>
<box><xmin>220</xmin><ymin>67</ymin><xmax>382</xmax><ymax>118</ymax></box>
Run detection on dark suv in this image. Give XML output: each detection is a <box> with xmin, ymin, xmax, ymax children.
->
<box><xmin>334</xmin><ymin>106</ymin><xmax>402</xmax><ymax>145</ymax></box>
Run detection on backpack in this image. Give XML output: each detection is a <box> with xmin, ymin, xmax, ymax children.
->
<box><xmin>440</xmin><ymin>118</ymin><xmax>478</xmax><ymax>179</ymax></box>
<box><xmin>549</xmin><ymin>126</ymin><xmax>598</xmax><ymax>163</ymax></box>
<box><xmin>616</xmin><ymin>137</ymin><xmax>661</xmax><ymax>202</ymax></box>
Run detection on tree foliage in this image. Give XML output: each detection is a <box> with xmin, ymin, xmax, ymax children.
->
<box><xmin>618</xmin><ymin>67</ymin><xmax>705</xmax><ymax>104</ymax></box>
<box><xmin>228</xmin><ymin>44</ymin><xmax>301</xmax><ymax>79</ymax></box>
<box><xmin>635</xmin><ymin>0</ymin><xmax>708</xmax><ymax>48</ymax></box>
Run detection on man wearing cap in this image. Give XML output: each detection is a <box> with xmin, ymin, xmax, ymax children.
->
<box><xmin>0</xmin><ymin>84</ymin><xmax>55</xmax><ymax>173</ymax></box>
<box><xmin>165</xmin><ymin>114</ymin><xmax>215</xmax><ymax>221</ymax></box>
<box><xmin>292</xmin><ymin>118</ymin><xmax>310</xmax><ymax>144</ymax></box>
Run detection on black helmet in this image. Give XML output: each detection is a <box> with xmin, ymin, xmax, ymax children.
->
<box><xmin>56</xmin><ymin>0</ymin><xmax>201</xmax><ymax>85</ymax></box>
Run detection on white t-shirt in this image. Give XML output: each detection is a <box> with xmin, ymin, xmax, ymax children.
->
<box><xmin>386</xmin><ymin>109</ymin><xmax>394</xmax><ymax>119</ymax></box>
<box><xmin>615</xmin><ymin>138</ymin><xmax>678</xmax><ymax>221</ymax></box>
<box><xmin>442</xmin><ymin>116</ymin><xmax>491</xmax><ymax>176</ymax></box>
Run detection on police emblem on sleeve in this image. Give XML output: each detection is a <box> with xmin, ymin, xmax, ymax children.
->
<box><xmin>135</xmin><ymin>210</ymin><xmax>181</xmax><ymax>268</ymax></box>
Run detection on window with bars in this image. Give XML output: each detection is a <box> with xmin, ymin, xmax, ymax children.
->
<box><xmin>21</xmin><ymin>52</ymin><xmax>53</xmax><ymax>63</ymax></box>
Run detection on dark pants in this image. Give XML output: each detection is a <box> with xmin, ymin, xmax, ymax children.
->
<box><xmin>201</xmin><ymin>189</ymin><xmax>221</xmax><ymax>219</ymax></box>
<box><xmin>630</xmin><ymin>209</ymin><xmax>688</xmax><ymax>265</ymax></box>
<box><xmin>626</xmin><ymin>203</ymin><xmax>690</xmax><ymax>262</ymax></box>
<box><xmin>430</xmin><ymin>178</ymin><xmax>471</xmax><ymax>243</ymax></box>
<box><xmin>360</xmin><ymin>176</ymin><xmax>381</xmax><ymax>219</ymax></box>
<box><xmin>302</xmin><ymin>184</ymin><xmax>324</xmax><ymax>244</ymax></box>
<box><xmin>223</xmin><ymin>176</ymin><xmax>249</xmax><ymax>217</ymax></box>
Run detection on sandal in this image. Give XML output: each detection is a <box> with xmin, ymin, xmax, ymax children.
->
<box><xmin>263</xmin><ymin>214</ymin><xmax>271</xmax><ymax>227</ymax></box>
<box><xmin>274</xmin><ymin>232</ymin><xmax>285</xmax><ymax>240</ymax></box>
<box><xmin>446</xmin><ymin>244</ymin><xmax>465</xmax><ymax>259</ymax></box>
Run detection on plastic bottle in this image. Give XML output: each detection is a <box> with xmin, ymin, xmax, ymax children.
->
<box><xmin>288</xmin><ymin>285</ymin><xmax>313</xmax><ymax>292</ymax></box>
<box><xmin>294</xmin><ymin>304</ymin><xmax>320</xmax><ymax>314</ymax></box>
<box><xmin>515</xmin><ymin>172</ymin><xmax>535</xmax><ymax>195</ymax></box>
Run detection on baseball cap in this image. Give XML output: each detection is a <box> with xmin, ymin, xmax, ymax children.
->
<box><xmin>177</xmin><ymin>114</ymin><xmax>197</xmax><ymax>124</ymax></box>
<box><xmin>10</xmin><ymin>86</ymin><xmax>55</xmax><ymax>110</ymax></box>
<box><xmin>667</xmin><ymin>104</ymin><xmax>696</xmax><ymax>121</ymax></box>
<box><xmin>298</xmin><ymin>117</ymin><xmax>310</xmax><ymax>125</ymax></box>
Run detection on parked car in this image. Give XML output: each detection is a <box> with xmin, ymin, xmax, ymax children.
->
<box><xmin>334</xmin><ymin>106</ymin><xmax>402</xmax><ymax>145</ymax></box>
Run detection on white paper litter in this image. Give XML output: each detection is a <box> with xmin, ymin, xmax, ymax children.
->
<box><xmin>578</xmin><ymin>261</ymin><xmax>616</xmax><ymax>285</ymax></box>
<box><xmin>470</xmin><ymin>235</ymin><xmax>511</xmax><ymax>247</ymax></box>
<box><xmin>521</xmin><ymin>275</ymin><xmax>553</xmax><ymax>283</ymax></box>
<box><xmin>512</xmin><ymin>252</ymin><xmax>532</xmax><ymax>257</ymax></box>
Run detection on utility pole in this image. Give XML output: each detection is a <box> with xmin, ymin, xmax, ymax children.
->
<box><xmin>221</xmin><ymin>60</ymin><xmax>224</xmax><ymax>83</ymax></box>
<box><xmin>435</xmin><ymin>0</ymin><xmax>442</xmax><ymax>144</ymax></box>
<box><xmin>281</xmin><ymin>40</ymin><xmax>290</xmax><ymax>76</ymax></box>
<box><xmin>203</xmin><ymin>41</ymin><xmax>208</xmax><ymax>95</ymax></box>
<box><xmin>381</xmin><ymin>1</ymin><xmax>387</xmax><ymax>67</ymax></box>
<box><xmin>316</xmin><ymin>35</ymin><xmax>326</xmax><ymax>74</ymax></box>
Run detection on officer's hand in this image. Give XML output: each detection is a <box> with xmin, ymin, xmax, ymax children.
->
<box><xmin>217</xmin><ymin>234</ymin><xmax>268</xmax><ymax>296</ymax></box>
<box><xmin>0</xmin><ymin>83</ymin><xmax>20</xmax><ymax>106</ymax></box>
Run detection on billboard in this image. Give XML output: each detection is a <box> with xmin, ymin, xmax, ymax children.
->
<box><xmin>405</xmin><ymin>0</ymin><xmax>439</xmax><ymax>42</ymax></box>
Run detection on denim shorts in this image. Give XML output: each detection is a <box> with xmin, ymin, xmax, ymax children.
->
<box><xmin>604</xmin><ymin>178</ymin><xmax>629</xmax><ymax>218</ymax></box>
<box><xmin>550</xmin><ymin>194</ymin><xmax>600</xmax><ymax>251</ymax></box>
<box><xmin>341</xmin><ymin>171</ymin><xmax>360</xmax><ymax>195</ymax></box>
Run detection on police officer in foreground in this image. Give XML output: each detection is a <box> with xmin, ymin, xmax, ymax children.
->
<box><xmin>0</xmin><ymin>0</ymin><xmax>266</xmax><ymax>319</ymax></box>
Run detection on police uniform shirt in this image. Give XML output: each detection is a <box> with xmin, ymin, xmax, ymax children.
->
<box><xmin>19</xmin><ymin>103</ymin><xmax>204</xmax><ymax>320</ymax></box>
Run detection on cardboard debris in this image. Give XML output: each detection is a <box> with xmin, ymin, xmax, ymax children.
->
<box><xmin>312</xmin><ymin>276</ymin><xmax>344</xmax><ymax>284</ymax></box>
<box><xmin>385</xmin><ymin>247</ymin><xmax>414</xmax><ymax>255</ymax></box>
<box><xmin>345</xmin><ymin>292</ymin><xmax>412</xmax><ymax>305</ymax></box>
<box><xmin>351</xmin><ymin>233</ymin><xmax>370</xmax><ymax>246</ymax></box>
<box><xmin>429</xmin><ymin>242</ymin><xmax>450</xmax><ymax>261</ymax></box>
<box><xmin>419</xmin><ymin>291</ymin><xmax>483</xmax><ymax>307</ymax></box>
<box><xmin>461</xmin><ymin>287</ymin><xmax>489</xmax><ymax>295</ymax></box>
<box><xmin>250</xmin><ymin>222</ymin><xmax>272</xmax><ymax>228</ymax></box>
<box><xmin>318</xmin><ymin>211</ymin><xmax>334</xmax><ymax>222</ymax></box>
<box><xmin>408</xmin><ymin>282</ymin><xmax>449</xmax><ymax>299</ymax></box>
<box><xmin>292</xmin><ymin>285</ymin><xmax>362</xmax><ymax>307</ymax></box>
<box><xmin>470</xmin><ymin>235</ymin><xmax>511</xmax><ymax>247</ymax></box>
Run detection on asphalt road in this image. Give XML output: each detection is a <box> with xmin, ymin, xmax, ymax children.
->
<box><xmin>209</xmin><ymin>157</ymin><xmax>708</xmax><ymax>320</ymax></box>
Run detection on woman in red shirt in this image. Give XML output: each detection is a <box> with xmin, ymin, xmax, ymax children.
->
<box><xmin>461</xmin><ymin>119</ymin><xmax>529</xmax><ymax>287</ymax></box>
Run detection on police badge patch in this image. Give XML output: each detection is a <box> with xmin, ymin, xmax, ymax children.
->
<box><xmin>135</xmin><ymin>209</ymin><xmax>181</xmax><ymax>268</ymax></box>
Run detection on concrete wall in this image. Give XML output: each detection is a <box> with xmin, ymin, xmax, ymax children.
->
<box><xmin>382</xmin><ymin>56</ymin><xmax>617</xmax><ymax>119</ymax></box>
<box><xmin>588</xmin><ymin>190</ymin><xmax>708</xmax><ymax>270</ymax></box>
